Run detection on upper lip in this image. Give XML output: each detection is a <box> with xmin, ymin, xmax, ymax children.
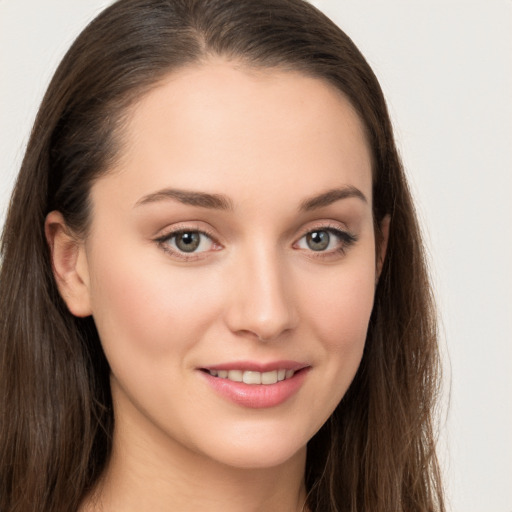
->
<box><xmin>200</xmin><ymin>360</ymin><xmax>310</xmax><ymax>372</ymax></box>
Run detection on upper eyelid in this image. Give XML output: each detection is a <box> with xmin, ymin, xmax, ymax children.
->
<box><xmin>295</xmin><ymin>222</ymin><xmax>358</xmax><ymax>247</ymax></box>
<box><xmin>157</xmin><ymin>229</ymin><xmax>215</xmax><ymax>244</ymax></box>
<box><xmin>153</xmin><ymin>220</ymin><xmax>355</xmax><ymax>246</ymax></box>
<box><xmin>296</xmin><ymin>221</ymin><xmax>351</xmax><ymax>238</ymax></box>
<box><xmin>296</xmin><ymin>226</ymin><xmax>356</xmax><ymax>244</ymax></box>
<box><xmin>154</xmin><ymin>224</ymin><xmax>217</xmax><ymax>241</ymax></box>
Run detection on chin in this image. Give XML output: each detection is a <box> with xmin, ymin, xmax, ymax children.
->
<box><xmin>208</xmin><ymin>443</ymin><xmax>306</xmax><ymax>470</ymax></box>
<box><xmin>187</xmin><ymin>420</ymin><xmax>312</xmax><ymax>470</ymax></box>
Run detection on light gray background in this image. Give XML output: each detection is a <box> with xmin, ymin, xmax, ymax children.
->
<box><xmin>1</xmin><ymin>1</ymin><xmax>511</xmax><ymax>511</ymax></box>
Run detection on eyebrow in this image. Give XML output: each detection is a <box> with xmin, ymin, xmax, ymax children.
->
<box><xmin>299</xmin><ymin>186</ymin><xmax>368</xmax><ymax>211</ymax></box>
<box><xmin>135</xmin><ymin>185</ymin><xmax>367</xmax><ymax>212</ymax></box>
<box><xmin>135</xmin><ymin>188</ymin><xmax>234</xmax><ymax>210</ymax></box>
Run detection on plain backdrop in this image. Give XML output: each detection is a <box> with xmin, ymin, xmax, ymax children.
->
<box><xmin>1</xmin><ymin>1</ymin><xmax>511</xmax><ymax>511</ymax></box>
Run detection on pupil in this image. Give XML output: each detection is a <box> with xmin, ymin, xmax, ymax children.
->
<box><xmin>307</xmin><ymin>230</ymin><xmax>330</xmax><ymax>251</ymax></box>
<box><xmin>176</xmin><ymin>232</ymin><xmax>200</xmax><ymax>252</ymax></box>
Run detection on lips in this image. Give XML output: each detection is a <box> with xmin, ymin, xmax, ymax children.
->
<box><xmin>198</xmin><ymin>360</ymin><xmax>310</xmax><ymax>408</ymax></box>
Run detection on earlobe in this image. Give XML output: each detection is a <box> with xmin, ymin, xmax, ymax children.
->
<box><xmin>45</xmin><ymin>211</ymin><xmax>92</xmax><ymax>317</ymax></box>
<box><xmin>376</xmin><ymin>215</ymin><xmax>391</xmax><ymax>281</ymax></box>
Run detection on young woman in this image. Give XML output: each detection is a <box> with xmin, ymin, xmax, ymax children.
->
<box><xmin>0</xmin><ymin>1</ymin><xmax>445</xmax><ymax>511</ymax></box>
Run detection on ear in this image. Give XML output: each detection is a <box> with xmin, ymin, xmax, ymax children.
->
<box><xmin>45</xmin><ymin>211</ymin><xmax>92</xmax><ymax>317</ymax></box>
<box><xmin>376</xmin><ymin>215</ymin><xmax>391</xmax><ymax>281</ymax></box>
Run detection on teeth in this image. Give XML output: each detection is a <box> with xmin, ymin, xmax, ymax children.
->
<box><xmin>261</xmin><ymin>370</ymin><xmax>278</xmax><ymax>384</ymax></box>
<box><xmin>227</xmin><ymin>370</ymin><xmax>243</xmax><ymax>382</ymax></box>
<box><xmin>208</xmin><ymin>368</ymin><xmax>297</xmax><ymax>385</ymax></box>
<box><xmin>243</xmin><ymin>371</ymin><xmax>261</xmax><ymax>385</ymax></box>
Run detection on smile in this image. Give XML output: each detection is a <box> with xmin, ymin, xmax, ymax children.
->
<box><xmin>205</xmin><ymin>369</ymin><xmax>295</xmax><ymax>385</ymax></box>
<box><xmin>199</xmin><ymin>362</ymin><xmax>310</xmax><ymax>408</ymax></box>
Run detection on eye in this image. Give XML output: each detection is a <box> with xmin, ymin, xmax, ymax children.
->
<box><xmin>295</xmin><ymin>227</ymin><xmax>357</xmax><ymax>254</ymax></box>
<box><xmin>173</xmin><ymin>231</ymin><xmax>205</xmax><ymax>253</ymax></box>
<box><xmin>303</xmin><ymin>230</ymin><xmax>331</xmax><ymax>251</ymax></box>
<box><xmin>156</xmin><ymin>229</ymin><xmax>218</xmax><ymax>256</ymax></box>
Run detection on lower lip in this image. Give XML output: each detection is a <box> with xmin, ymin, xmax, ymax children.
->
<box><xmin>199</xmin><ymin>369</ymin><xmax>309</xmax><ymax>409</ymax></box>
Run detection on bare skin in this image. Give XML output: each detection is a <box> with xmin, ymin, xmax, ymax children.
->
<box><xmin>47</xmin><ymin>59</ymin><xmax>388</xmax><ymax>512</ymax></box>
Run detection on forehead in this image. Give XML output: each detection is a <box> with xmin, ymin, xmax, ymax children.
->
<box><xmin>101</xmin><ymin>59</ymin><xmax>373</xmax><ymax>209</ymax></box>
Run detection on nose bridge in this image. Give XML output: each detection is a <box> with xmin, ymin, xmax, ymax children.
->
<box><xmin>225</xmin><ymin>240</ymin><xmax>298</xmax><ymax>341</ymax></box>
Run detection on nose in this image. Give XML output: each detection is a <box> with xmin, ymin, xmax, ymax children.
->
<box><xmin>223</xmin><ymin>244</ymin><xmax>299</xmax><ymax>342</ymax></box>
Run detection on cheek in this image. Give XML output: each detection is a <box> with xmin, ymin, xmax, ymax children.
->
<box><xmin>300</xmin><ymin>259</ymin><xmax>376</xmax><ymax>346</ymax></box>
<box><xmin>86</xmin><ymin>245</ymin><xmax>222</xmax><ymax>363</ymax></box>
<box><xmin>297</xmin><ymin>257</ymin><xmax>376</xmax><ymax>406</ymax></box>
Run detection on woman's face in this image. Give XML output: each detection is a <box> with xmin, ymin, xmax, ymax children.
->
<box><xmin>72</xmin><ymin>60</ymin><xmax>382</xmax><ymax>469</ymax></box>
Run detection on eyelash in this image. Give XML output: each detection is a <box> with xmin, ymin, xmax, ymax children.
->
<box><xmin>295</xmin><ymin>224</ymin><xmax>358</xmax><ymax>259</ymax></box>
<box><xmin>155</xmin><ymin>227</ymin><xmax>219</xmax><ymax>262</ymax></box>
<box><xmin>154</xmin><ymin>224</ymin><xmax>358</xmax><ymax>262</ymax></box>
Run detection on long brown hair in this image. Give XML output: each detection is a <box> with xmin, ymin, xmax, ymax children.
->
<box><xmin>0</xmin><ymin>1</ymin><xmax>445</xmax><ymax>510</ymax></box>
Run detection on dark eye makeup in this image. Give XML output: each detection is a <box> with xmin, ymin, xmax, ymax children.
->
<box><xmin>154</xmin><ymin>224</ymin><xmax>358</xmax><ymax>262</ymax></box>
<box><xmin>298</xmin><ymin>227</ymin><xmax>357</xmax><ymax>255</ymax></box>
<box><xmin>155</xmin><ymin>228</ymin><xmax>219</xmax><ymax>261</ymax></box>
